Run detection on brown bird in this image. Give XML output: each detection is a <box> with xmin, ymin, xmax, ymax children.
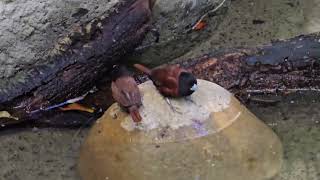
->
<box><xmin>111</xmin><ymin>65</ymin><xmax>142</xmax><ymax>122</ymax></box>
<box><xmin>134</xmin><ymin>63</ymin><xmax>198</xmax><ymax>97</ymax></box>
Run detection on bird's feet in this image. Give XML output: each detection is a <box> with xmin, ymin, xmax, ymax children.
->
<box><xmin>184</xmin><ymin>96</ymin><xmax>196</xmax><ymax>104</ymax></box>
<box><xmin>165</xmin><ymin>97</ymin><xmax>182</xmax><ymax>114</ymax></box>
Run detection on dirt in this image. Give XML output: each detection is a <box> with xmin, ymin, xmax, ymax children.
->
<box><xmin>248</xmin><ymin>91</ymin><xmax>320</xmax><ymax>180</ymax></box>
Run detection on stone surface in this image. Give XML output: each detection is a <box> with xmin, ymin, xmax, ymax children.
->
<box><xmin>0</xmin><ymin>0</ymin><xmax>120</xmax><ymax>78</ymax></box>
<box><xmin>0</xmin><ymin>0</ymin><xmax>228</xmax><ymax>85</ymax></box>
<box><xmin>118</xmin><ymin>80</ymin><xmax>231</xmax><ymax>133</ymax></box>
<box><xmin>129</xmin><ymin>0</ymin><xmax>230</xmax><ymax>66</ymax></box>
<box><xmin>178</xmin><ymin>0</ymin><xmax>320</xmax><ymax>61</ymax></box>
<box><xmin>133</xmin><ymin>0</ymin><xmax>320</xmax><ymax>66</ymax></box>
<box><xmin>78</xmin><ymin>79</ymin><xmax>283</xmax><ymax>180</ymax></box>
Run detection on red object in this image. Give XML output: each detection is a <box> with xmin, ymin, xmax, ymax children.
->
<box><xmin>134</xmin><ymin>64</ymin><xmax>198</xmax><ymax>97</ymax></box>
<box><xmin>193</xmin><ymin>20</ymin><xmax>207</xmax><ymax>31</ymax></box>
<box><xmin>60</xmin><ymin>103</ymin><xmax>94</xmax><ymax>113</ymax></box>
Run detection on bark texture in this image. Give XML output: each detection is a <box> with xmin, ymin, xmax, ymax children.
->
<box><xmin>1</xmin><ymin>33</ymin><xmax>320</xmax><ymax>128</ymax></box>
<box><xmin>179</xmin><ymin>33</ymin><xmax>320</xmax><ymax>97</ymax></box>
<box><xmin>0</xmin><ymin>0</ymin><xmax>153</xmax><ymax>109</ymax></box>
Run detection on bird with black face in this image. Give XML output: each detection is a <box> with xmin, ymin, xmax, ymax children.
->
<box><xmin>133</xmin><ymin>63</ymin><xmax>198</xmax><ymax>97</ymax></box>
<box><xmin>110</xmin><ymin>65</ymin><xmax>142</xmax><ymax>122</ymax></box>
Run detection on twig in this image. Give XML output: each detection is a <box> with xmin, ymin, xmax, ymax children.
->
<box><xmin>28</xmin><ymin>93</ymin><xmax>89</xmax><ymax>114</ymax></box>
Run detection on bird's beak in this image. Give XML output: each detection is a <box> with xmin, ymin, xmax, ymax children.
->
<box><xmin>190</xmin><ymin>84</ymin><xmax>198</xmax><ymax>91</ymax></box>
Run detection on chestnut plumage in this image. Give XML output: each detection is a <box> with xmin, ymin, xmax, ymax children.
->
<box><xmin>134</xmin><ymin>63</ymin><xmax>198</xmax><ymax>97</ymax></box>
<box><xmin>111</xmin><ymin>65</ymin><xmax>142</xmax><ymax>122</ymax></box>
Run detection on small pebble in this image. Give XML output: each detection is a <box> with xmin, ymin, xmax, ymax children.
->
<box><xmin>268</xmin><ymin>122</ymin><xmax>277</xmax><ymax>126</ymax></box>
<box><xmin>32</xmin><ymin>127</ymin><xmax>39</xmax><ymax>132</ymax></box>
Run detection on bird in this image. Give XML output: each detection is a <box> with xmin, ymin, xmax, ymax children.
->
<box><xmin>110</xmin><ymin>65</ymin><xmax>142</xmax><ymax>122</ymax></box>
<box><xmin>133</xmin><ymin>63</ymin><xmax>198</xmax><ymax>97</ymax></box>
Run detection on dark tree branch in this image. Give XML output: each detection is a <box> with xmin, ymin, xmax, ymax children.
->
<box><xmin>1</xmin><ymin>32</ymin><xmax>320</xmax><ymax>129</ymax></box>
<box><xmin>179</xmin><ymin>33</ymin><xmax>320</xmax><ymax>98</ymax></box>
<box><xmin>0</xmin><ymin>0</ymin><xmax>153</xmax><ymax>121</ymax></box>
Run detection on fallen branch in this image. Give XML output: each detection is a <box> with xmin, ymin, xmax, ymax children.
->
<box><xmin>0</xmin><ymin>0</ymin><xmax>153</xmax><ymax>122</ymax></box>
<box><xmin>179</xmin><ymin>33</ymin><xmax>320</xmax><ymax>100</ymax></box>
<box><xmin>1</xmin><ymin>32</ymin><xmax>320</xmax><ymax>128</ymax></box>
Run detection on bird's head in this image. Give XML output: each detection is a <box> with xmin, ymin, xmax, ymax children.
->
<box><xmin>110</xmin><ymin>65</ymin><xmax>131</xmax><ymax>81</ymax></box>
<box><xmin>178</xmin><ymin>72</ymin><xmax>198</xmax><ymax>96</ymax></box>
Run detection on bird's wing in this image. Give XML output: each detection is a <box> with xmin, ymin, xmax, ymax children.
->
<box><xmin>111</xmin><ymin>77</ymin><xmax>142</xmax><ymax>107</ymax></box>
<box><xmin>164</xmin><ymin>76</ymin><xmax>177</xmax><ymax>88</ymax></box>
<box><xmin>159</xmin><ymin>86</ymin><xmax>176</xmax><ymax>96</ymax></box>
<box><xmin>151</xmin><ymin>67</ymin><xmax>177</xmax><ymax>88</ymax></box>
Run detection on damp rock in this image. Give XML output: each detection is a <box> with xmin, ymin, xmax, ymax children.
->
<box><xmin>130</xmin><ymin>0</ymin><xmax>230</xmax><ymax>66</ymax></box>
<box><xmin>78</xmin><ymin>79</ymin><xmax>283</xmax><ymax>180</ymax></box>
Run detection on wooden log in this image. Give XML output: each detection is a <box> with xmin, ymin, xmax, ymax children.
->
<box><xmin>179</xmin><ymin>33</ymin><xmax>320</xmax><ymax>100</ymax></box>
<box><xmin>0</xmin><ymin>0</ymin><xmax>154</xmax><ymax>121</ymax></box>
<box><xmin>1</xmin><ymin>33</ymin><xmax>320</xmax><ymax>129</ymax></box>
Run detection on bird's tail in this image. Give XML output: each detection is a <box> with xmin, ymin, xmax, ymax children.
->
<box><xmin>133</xmin><ymin>64</ymin><xmax>152</xmax><ymax>75</ymax></box>
<box><xmin>129</xmin><ymin>106</ymin><xmax>142</xmax><ymax>122</ymax></box>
